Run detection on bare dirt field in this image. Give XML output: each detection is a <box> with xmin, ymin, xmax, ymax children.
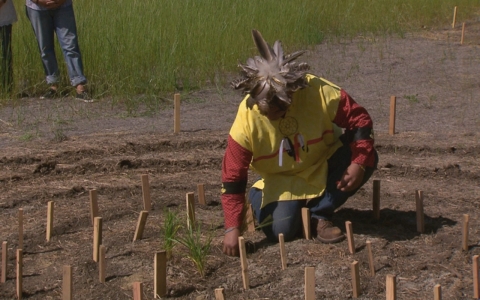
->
<box><xmin>1</xmin><ymin>21</ymin><xmax>480</xmax><ymax>299</ymax></box>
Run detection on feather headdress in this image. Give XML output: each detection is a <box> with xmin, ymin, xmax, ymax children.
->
<box><xmin>231</xmin><ymin>29</ymin><xmax>310</xmax><ymax>109</ymax></box>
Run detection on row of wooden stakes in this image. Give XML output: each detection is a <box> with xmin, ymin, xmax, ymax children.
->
<box><xmin>237</xmin><ymin>179</ymin><xmax>477</xmax><ymax>299</ymax></box>
<box><xmin>3</xmin><ymin>239</ymin><xmax>479</xmax><ymax>300</ymax></box>
<box><xmin>452</xmin><ymin>6</ymin><xmax>469</xmax><ymax>45</ymax></box>
<box><xmin>376</xmin><ymin>8</ymin><xmax>471</xmax><ymax>138</ymax></box>
<box><xmin>239</xmin><ymin>218</ymin><xmax>478</xmax><ymax>299</ymax></box>
<box><xmin>1</xmin><ymin>176</ymin><xmax>478</xmax><ymax>299</ymax></box>
<box><xmin>238</xmin><ymin>227</ymin><xmax>474</xmax><ymax>300</ymax></box>
<box><xmin>0</xmin><ymin>174</ymin><xmax>203</xmax><ymax>299</ymax></box>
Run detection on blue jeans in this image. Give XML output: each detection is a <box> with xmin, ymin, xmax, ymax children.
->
<box><xmin>0</xmin><ymin>24</ymin><xmax>13</xmax><ymax>92</ymax></box>
<box><xmin>26</xmin><ymin>5</ymin><xmax>87</xmax><ymax>87</ymax></box>
<box><xmin>249</xmin><ymin>142</ymin><xmax>378</xmax><ymax>242</ymax></box>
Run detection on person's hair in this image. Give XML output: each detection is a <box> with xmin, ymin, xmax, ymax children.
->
<box><xmin>231</xmin><ymin>29</ymin><xmax>310</xmax><ymax>110</ymax></box>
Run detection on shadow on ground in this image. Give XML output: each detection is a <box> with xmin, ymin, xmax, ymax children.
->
<box><xmin>334</xmin><ymin>208</ymin><xmax>457</xmax><ymax>241</ymax></box>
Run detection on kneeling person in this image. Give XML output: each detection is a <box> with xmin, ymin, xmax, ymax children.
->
<box><xmin>221</xmin><ymin>29</ymin><xmax>378</xmax><ymax>256</ymax></box>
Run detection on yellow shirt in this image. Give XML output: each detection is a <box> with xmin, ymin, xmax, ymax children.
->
<box><xmin>229</xmin><ymin>74</ymin><xmax>343</xmax><ymax>208</ymax></box>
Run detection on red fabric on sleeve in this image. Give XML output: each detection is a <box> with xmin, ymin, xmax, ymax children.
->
<box><xmin>221</xmin><ymin>135</ymin><xmax>253</xmax><ymax>228</ymax></box>
<box><xmin>222</xmin><ymin>193</ymin><xmax>246</xmax><ymax>228</ymax></box>
<box><xmin>333</xmin><ymin>89</ymin><xmax>375</xmax><ymax>167</ymax></box>
<box><xmin>350</xmin><ymin>139</ymin><xmax>376</xmax><ymax>167</ymax></box>
<box><xmin>222</xmin><ymin>135</ymin><xmax>252</xmax><ymax>182</ymax></box>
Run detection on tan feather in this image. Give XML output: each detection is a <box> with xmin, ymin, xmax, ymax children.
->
<box><xmin>252</xmin><ymin>29</ymin><xmax>275</xmax><ymax>62</ymax></box>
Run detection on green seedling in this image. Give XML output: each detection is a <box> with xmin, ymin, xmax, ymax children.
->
<box><xmin>163</xmin><ymin>208</ymin><xmax>181</xmax><ymax>260</ymax></box>
<box><xmin>169</xmin><ymin>222</ymin><xmax>213</xmax><ymax>277</ymax></box>
<box><xmin>19</xmin><ymin>132</ymin><xmax>33</xmax><ymax>141</ymax></box>
<box><xmin>404</xmin><ymin>94</ymin><xmax>419</xmax><ymax>104</ymax></box>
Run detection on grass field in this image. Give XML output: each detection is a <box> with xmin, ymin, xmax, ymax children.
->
<box><xmin>5</xmin><ymin>0</ymin><xmax>480</xmax><ymax>102</ymax></box>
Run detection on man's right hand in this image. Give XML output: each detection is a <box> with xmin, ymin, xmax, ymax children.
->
<box><xmin>36</xmin><ymin>0</ymin><xmax>65</xmax><ymax>9</ymax></box>
<box><xmin>223</xmin><ymin>228</ymin><xmax>240</xmax><ymax>256</ymax></box>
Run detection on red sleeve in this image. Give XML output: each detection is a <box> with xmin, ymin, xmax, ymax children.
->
<box><xmin>333</xmin><ymin>90</ymin><xmax>375</xmax><ymax>167</ymax></box>
<box><xmin>221</xmin><ymin>135</ymin><xmax>253</xmax><ymax>228</ymax></box>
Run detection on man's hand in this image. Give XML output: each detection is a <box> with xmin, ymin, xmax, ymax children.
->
<box><xmin>36</xmin><ymin>0</ymin><xmax>66</xmax><ymax>9</ymax></box>
<box><xmin>223</xmin><ymin>228</ymin><xmax>240</xmax><ymax>256</ymax></box>
<box><xmin>336</xmin><ymin>163</ymin><xmax>365</xmax><ymax>192</ymax></box>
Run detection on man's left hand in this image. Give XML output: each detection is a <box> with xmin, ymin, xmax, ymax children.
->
<box><xmin>336</xmin><ymin>163</ymin><xmax>365</xmax><ymax>192</ymax></box>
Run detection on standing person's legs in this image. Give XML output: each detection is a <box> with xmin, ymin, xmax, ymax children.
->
<box><xmin>0</xmin><ymin>24</ymin><xmax>13</xmax><ymax>93</ymax></box>
<box><xmin>52</xmin><ymin>5</ymin><xmax>86</xmax><ymax>88</ymax></box>
<box><xmin>249</xmin><ymin>186</ymin><xmax>304</xmax><ymax>243</ymax></box>
<box><xmin>26</xmin><ymin>7</ymin><xmax>59</xmax><ymax>85</ymax></box>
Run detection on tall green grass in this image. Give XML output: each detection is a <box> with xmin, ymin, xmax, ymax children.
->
<box><xmin>6</xmin><ymin>0</ymin><xmax>479</xmax><ymax>101</ymax></box>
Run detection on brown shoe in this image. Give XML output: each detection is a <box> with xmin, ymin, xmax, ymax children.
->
<box><xmin>312</xmin><ymin>219</ymin><xmax>345</xmax><ymax>243</ymax></box>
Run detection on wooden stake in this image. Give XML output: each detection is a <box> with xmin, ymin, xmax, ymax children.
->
<box><xmin>366</xmin><ymin>240</ymin><xmax>375</xmax><ymax>277</ymax></box>
<box><xmin>186</xmin><ymin>192</ymin><xmax>196</xmax><ymax>229</ymax></box>
<box><xmin>351</xmin><ymin>260</ymin><xmax>360</xmax><ymax>298</ymax></box>
<box><xmin>18</xmin><ymin>208</ymin><xmax>23</xmax><ymax>250</ymax></box>
<box><xmin>62</xmin><ymin>265</ymin><xmax>72</xmax><ymax>300</ymax></box>
<box><xmin>214</xmin><ymin>288</ymin><xmax>226</xmax><ymax>300</ymax></box>
<box><xmin>345</xmin><ymin>221</ymin><xmax>355</xmax><ymax>254</ymax></box>
<box><xmin>197</xmin><ymin>184</ymin><xmax>206</xmax><ymax>205</ymax></box>
<box><xmin>154</xmin><ymin>251</ymin><xmax>167</xmax><ymax>298</ymax></box>
<box><xmin>238</xmin><ymin>236</ymin><xmax>249</xmax><ymax>289</ymax></box>
<box><xmin>141</xmin><ymin>174</ymin><xmax>152</xmax><ymax>211</ymax></box>
<box><xmin>133</xmin><ymin>211</ymin><xmax>149</xmax><ymax>241</ymax></box>
<box><xmin>415</xmin><ymin>190</ymin><xmax>425</xmax><ymax>233</ymax></box>
<box><xmin>463</xmin><ymin>214</ymin><xmax>469</xmax><ymax>251</ymax></box>
<box><xmin>46</xmin><ymin>201</ymin><xmax>54</xmax><ymax>241</ymax></box>
<box><xmin>452</xmin><ymin>6</ymin><xmax>457</xmax><ymax>28</ymax></box>
<box><xmin>304</xmin><ymin>266</ymin><xmax>315</xmax><ymax>300</ymax></box>
<box><xmin>16</xmin><ymin>249</ymin><xmax>22</xmax><ymax>300</ymax></box>
<box><xmin>133</xmin><ymin>282</ymin><xmax>144</xmax><ymax>300</ymax></box>
<box><xmin>93</xmin><ymin>217</ymin><xmax>103</xmax><ymax>262</ymax></box>
<box><xmin>473</xmin><ymin>255</ymin><xmax>479</xmax><ymax>298</ymax></box>
<box><xmin>372</xmin><ymin>180</ymin><xmax>380</xmax><ymax>220</ymax></box>
<box><xmin>89</xmin><ymin>189</ymin><xmax>99</xmax><ymax>226</ymax></box>
<box><xmin>386</xmin><ymin>274</ymin><xmax>396</xmax><ymax>300</ymax></box>
<box><xmin>1</xmin><ymin>241</ymin><xmax>7</xmax><ymax>283</ymax></box>
<box><xmin>301</xmin><ymin>208</ymin><xmax>311</xmax><ymax>240</ymax></box>
<box><xmin>279</xmin><ymin>233</ymin><xmax>287</xmax><ymax>270</ymax></box>
<box><xmin>461</xmin><ymin>22</ymin><xmax>466</xmax><ymax>45</ymax></box>
<box><xmin>389</xmin><ymin>96</ymin><xmax>396</xmax><ymax>136</ymax></box>
<box><xmin>174</xmin><ymin>93</ymin><xmax>181</xmax><ymax>134</ymax></box>
<box><xmin>245</xmin><ymin>204</ymin><xmax>255</xmax><ymax>233</ymax></box>
<box><xmin>99</xmin><ymin>245</ymin><xmax>106</xmax><ymax>283</ymax></box>
<box><xmin>434</xmin><ymin>284</ymin><xmax>441</xmax><ymax>300</ymax></box>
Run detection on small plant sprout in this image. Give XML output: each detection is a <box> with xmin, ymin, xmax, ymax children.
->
<box><xmin>169</xmin><ymin>222</ymin><xmax>213</xmax><ymax>277</ymax></box>
<box><xmin>19</xmin><ymin>133</ymin><xmax>34</xmax><ymax>141</ymax></box>
<box><xmin>163</xmin><ymin>208</ymin><xmax>181</xmax><ymax>260</ymax></box>
<box><xmin>404</xmin><ymin>94</ymin><xmax>419</xmax><ymax>104</ymax></box>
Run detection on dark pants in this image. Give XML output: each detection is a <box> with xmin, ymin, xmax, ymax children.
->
<box><xmin>249</xmin><ymin>142</ymin><xmax>378</xmax><ymax>242</ymax></box>
<box><xmin>0</xmin><ymin>24</ymin><xmax>13</xmax><ymax>93</ymax></box>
